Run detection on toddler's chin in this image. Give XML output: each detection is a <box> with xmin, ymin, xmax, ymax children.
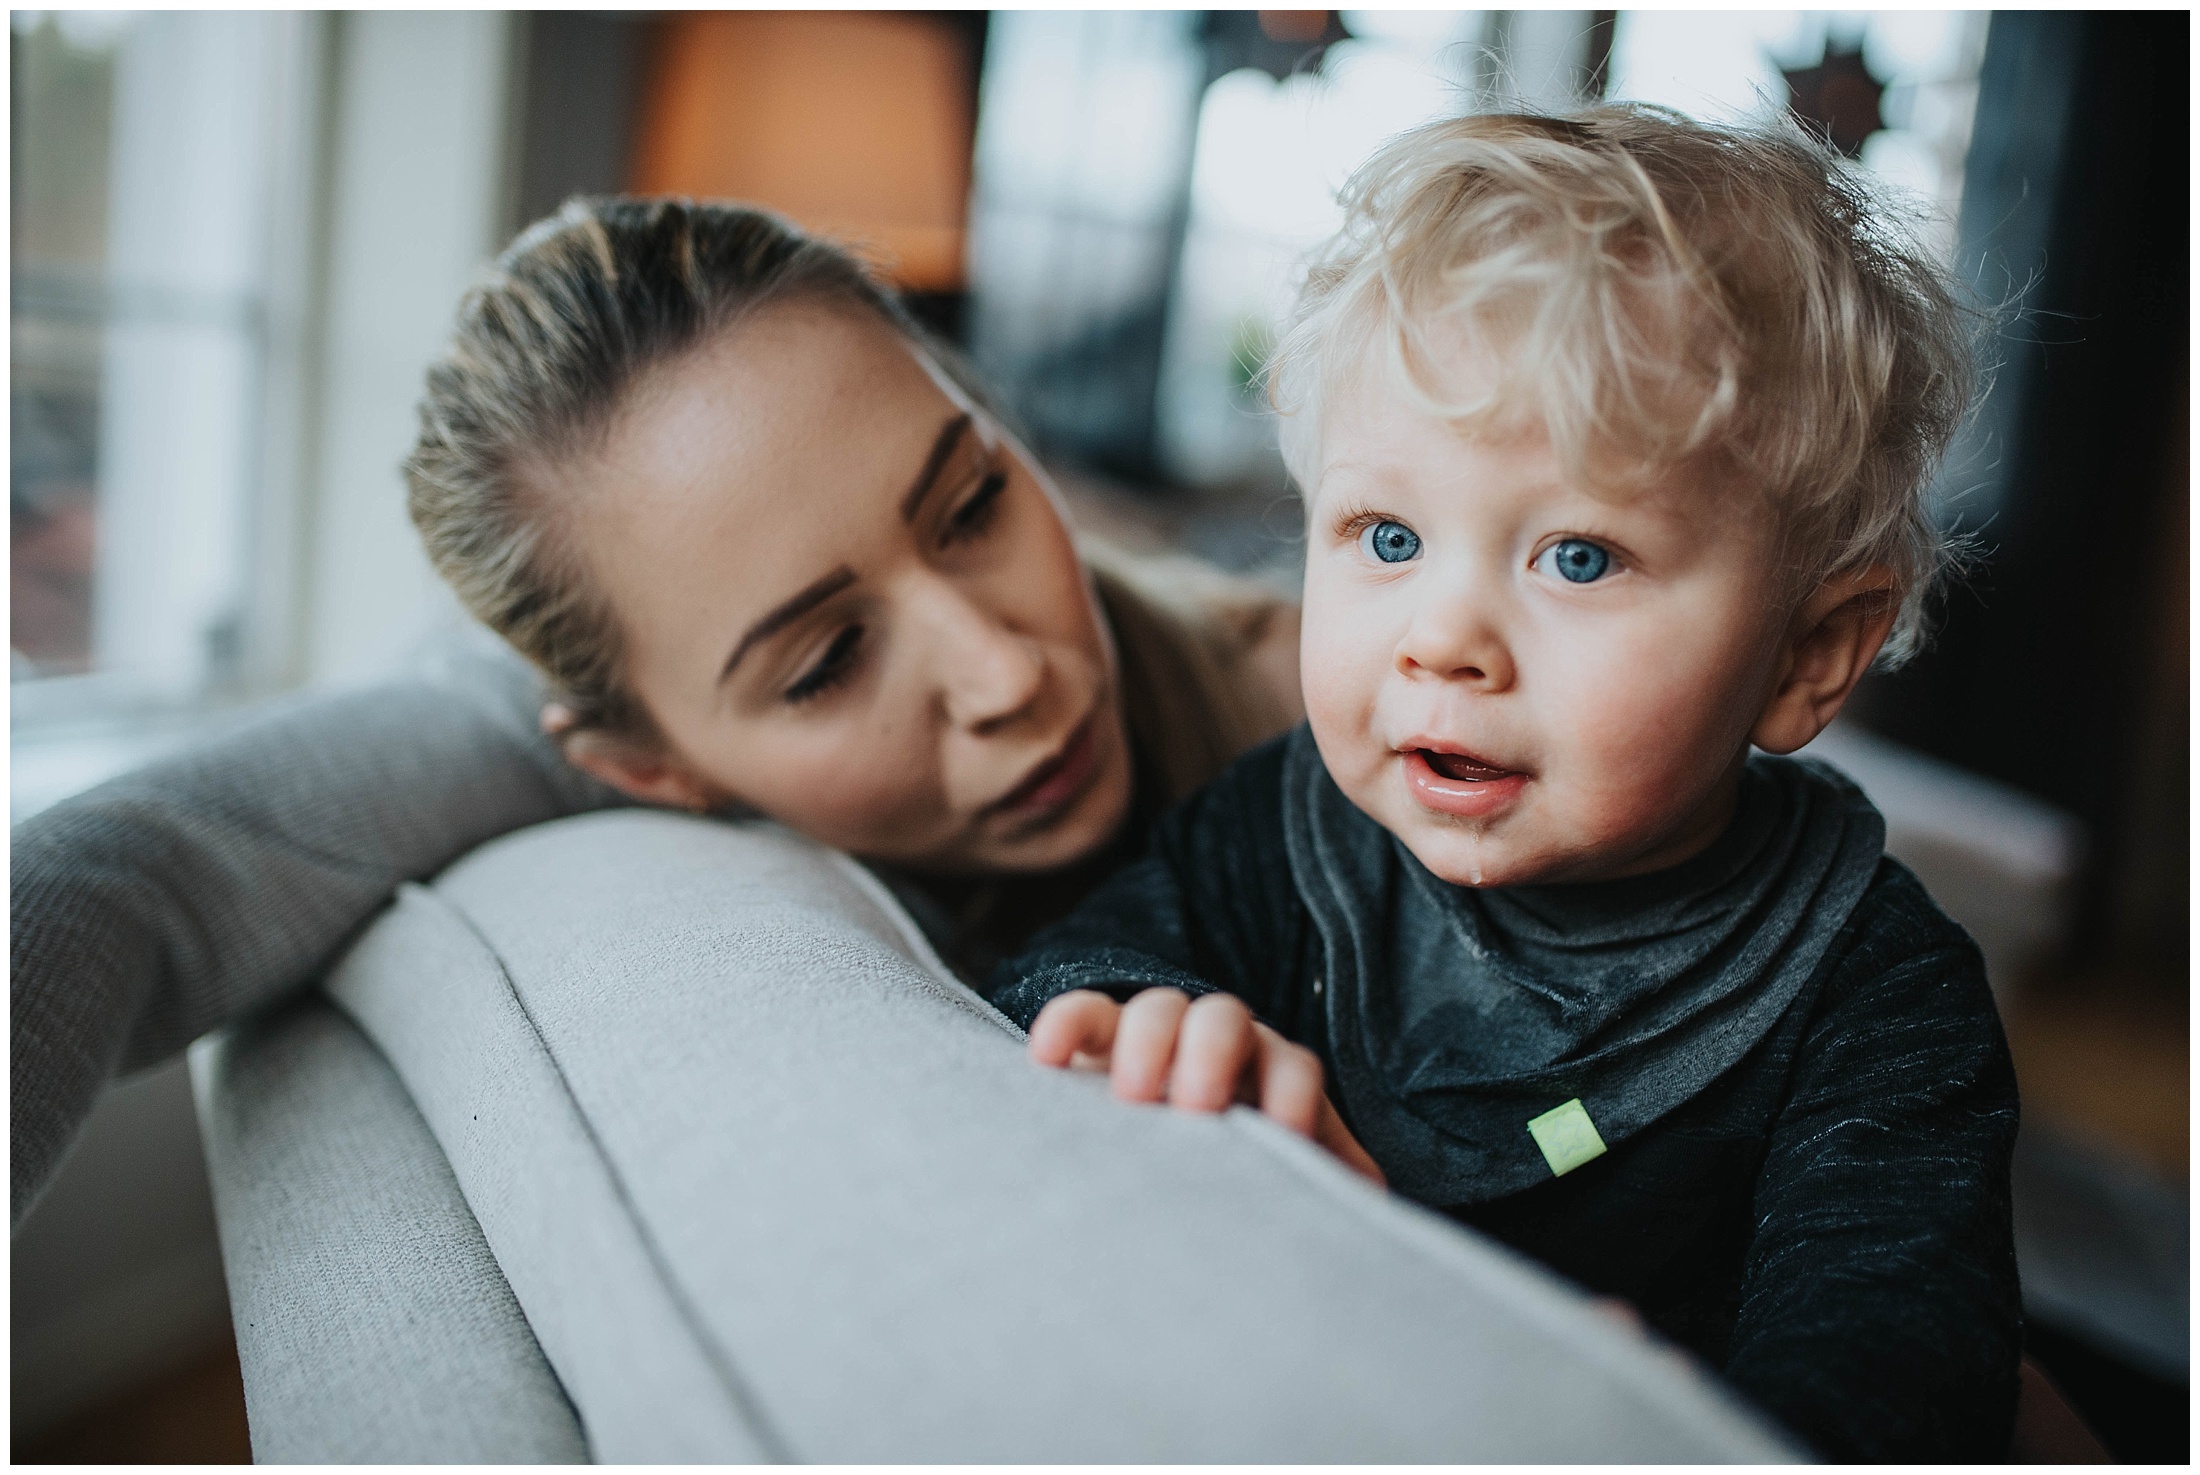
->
<box><xmin>1386</xmin><ymin>802</ymin><xmax>1624</xmax><ymax>889</ymax></box>
<box><xmin>1391</xmin><ymin>821</ymin><xmax>1542</xmax><ymax>890</ymax></box>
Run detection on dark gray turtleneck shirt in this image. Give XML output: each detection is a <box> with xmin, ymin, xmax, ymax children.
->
<box><xmin>989</xmin><ymin>726</ymin><xmax>2021</xmax><ymax>1463</ymax></box>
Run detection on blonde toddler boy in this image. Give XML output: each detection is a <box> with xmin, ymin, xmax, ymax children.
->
<box><xmin>990</xmin><ymin>108</ymin><xmax>2018</xmax><ymax>1461</ymax></box>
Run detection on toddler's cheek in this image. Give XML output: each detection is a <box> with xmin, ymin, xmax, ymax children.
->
<box><xmin>1300</xmin><ymin>687</ymin><xmax>1379</xmax><ymax>819</ymax></box>
<box><xmin>1297</xmin><ymin>606</ymin><xmax>1380</xmax><ymax>735</ymax></box>
<box><xmin>1548</xmin><ymin>717</ymin><xmax>1739</xmax><ymax>867</ymax></box>
<box><xmin>1570</xmin><ymin>670</ymin><xmax>1744</xmax><ymax>793</ymax></box>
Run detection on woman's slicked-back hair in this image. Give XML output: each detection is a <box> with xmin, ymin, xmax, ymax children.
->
<box><xmin>406</xmin><ymin>196</ymin><xmax>927</xmax><ymax>735</ymax></box>
<box><xmin>1268</xmin><ymin>105</ymin><xmax>1977</xmax><ymax>665</ymax></box>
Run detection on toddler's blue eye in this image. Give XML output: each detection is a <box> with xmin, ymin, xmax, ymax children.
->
<box><xmin>1360</xmin><ymin>520</ymin><xmax>1421</xmax><ymax>564</ymax></box>
<box><xmin>1541</xmin><ymin>538</ymin><xmax>1611</xmax><ymax>583</ymax></box>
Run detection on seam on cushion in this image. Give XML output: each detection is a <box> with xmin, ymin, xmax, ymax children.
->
<box><xmin>1219</xmin><ymin>1108</ymin><xmax>1803</xmax><ymax>1460</ymax></box>
<box><xmin>429</xmin><ymin>895</ymin><xmax>797</xmax><ymax>1464</ymax></box>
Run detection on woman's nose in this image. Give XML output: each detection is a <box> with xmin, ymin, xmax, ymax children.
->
<box><xmin>925</xmin><ymin>583</ymin><xmax>1048</xmax><ymax>732</ymax></box>
<box><xmin>1396</xmin><ymin>594</ymin><xmax>1516</xmax><ymax>690</ymax></box>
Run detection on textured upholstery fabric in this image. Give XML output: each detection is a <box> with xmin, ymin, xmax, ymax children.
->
<box><xmin>327</xmin><ymin>808</ymin><xmax>1801</xmax><ymax>1462</ymax></box>
<box><xmin>189</xmin><ymin>996</ymin><xmax>588</xmax><ymax>1463</ymax></box>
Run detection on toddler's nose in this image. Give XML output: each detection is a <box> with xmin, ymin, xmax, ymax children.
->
<box><xmin>1397</xmin><ymin>600</ymin><xmax>1515</xmax><ymax>690</ymax></box>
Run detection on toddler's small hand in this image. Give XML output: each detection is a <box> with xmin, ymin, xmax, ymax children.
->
<box><xmin>1028</xmin><ymin>988</ymin><xmax>1386</xmax><ymax>1187</ymax></box>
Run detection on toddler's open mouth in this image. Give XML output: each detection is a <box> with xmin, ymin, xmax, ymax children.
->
<box><xmin>1419</xmin><ymin>749</ymin><xmax>1515</xmax><ymax>783</ymax></box>
<box><xmin>1400</xmin><ymin>745</ymin><xmax>1528</xmax><ymax>820</ymax></box>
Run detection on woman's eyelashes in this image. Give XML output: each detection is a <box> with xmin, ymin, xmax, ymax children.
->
<box><xmin>942</xmin><ymin>470</ymin><xmax>1008</xmax><ymax>545</ymax></box>
<box><xmin>784</xmin><ymin>623</ymin><xmax>864</xmax><ymax>704</ymax></box>
<box><xmin>780</xmin><ymin>467</ymin><xmax>1005</xmax><ymax>706</ymax></box>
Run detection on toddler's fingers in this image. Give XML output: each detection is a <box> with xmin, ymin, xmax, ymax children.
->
<box><xmin>1110</xmin><ymin>987</ymin><xmax>1191</xmax><ymax>1103</ymax></box>
<box><xmin>1249</xmin><ymin>1023</ymin><xmax>1325</xmax><ymax>1138</ymax></box>
<box><xmin>1027</xmin><ymin>990</ymin><xmax>1120</xmax><ymax>1071</ymax></box>
<box><xmin>1313</xmin><ymin>1096</ymin><xmax>1388</xmax><ymax>1187</ymax></box>
<box><xmin>1169</xmin><ymin>993</ymin><xmax>1257</xmax><ymax>1113</ymax></box>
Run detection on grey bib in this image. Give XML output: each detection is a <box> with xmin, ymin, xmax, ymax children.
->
<box><xmin>1281</xmin><ymin>729</ymin><xmax>1886</xmax><ymax>1204</ymax></box>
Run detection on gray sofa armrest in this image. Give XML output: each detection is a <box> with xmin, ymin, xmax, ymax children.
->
<box><xmin>190</xmin><ymin>997</ymin><xmax>587</xmax><ymax>1463</ymax></box>
<box><xmin>309</xmin><ymin>810</ymin><xmax>1800</xmax><ymax>1462</ymax></box>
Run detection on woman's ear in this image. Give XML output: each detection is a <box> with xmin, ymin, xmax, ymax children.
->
<box><xmin>544</xmin><ymin>705</ymin><xmax>723</xmax><ymax>813</ymax></box>
<box><xmin>1750</xmin><ymin>568</ymin><xmax>1900</xmax><ymax>756</ymax></box>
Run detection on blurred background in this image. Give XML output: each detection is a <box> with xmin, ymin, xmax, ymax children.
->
<box><xmin>11</xmin><ymin>9</ymin><xmax>2186</xmax><ymax>1461</ymax></box>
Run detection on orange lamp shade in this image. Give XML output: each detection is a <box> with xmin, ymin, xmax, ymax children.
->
<box><xmin>630</xmin><ymin>11</ymin><xmax>975</xmax><ymax>292</ymax></box>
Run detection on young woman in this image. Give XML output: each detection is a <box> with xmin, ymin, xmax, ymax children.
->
<box><xmin>12</xmin><ymin>198</ymin><xmax>1318</xmax><ymax>1221</ymax></box>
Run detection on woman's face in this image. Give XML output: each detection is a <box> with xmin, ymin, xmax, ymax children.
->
<box><xmin>555</xmin><ymin>301</ymin><xmax>1135</xmax><ymax>875</ymax></box>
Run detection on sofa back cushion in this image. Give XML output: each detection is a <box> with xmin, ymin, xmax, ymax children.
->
<box><xmin>327</xmin><ymin>810</ymin><xmax>1798</xmax><ymax>1461</ymax></box>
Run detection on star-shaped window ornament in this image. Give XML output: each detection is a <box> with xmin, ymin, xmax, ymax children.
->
<box><xmin>1781</xmin><ymin>39</ymin><xmax>1885</xmax><ymax>158</ymax></box>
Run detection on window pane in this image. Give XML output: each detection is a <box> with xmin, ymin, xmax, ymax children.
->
<box><xmin>11</xmin><ymin>10</ymin><xmax>285</xmax><ymax>697</ymax></box>
<box><xmin>1606</xmin><ymin>11</ymin><xmax>1988</xmax><ymax>259</ymax></box>
<box><xmin>11</xmin><ymin>10</ymin><xmax>122</xmax><ymax>677</ymax></box>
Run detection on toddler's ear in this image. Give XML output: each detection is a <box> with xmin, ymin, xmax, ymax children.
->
<box><xmin>557</xmin><ymin>725</ymin><xmax>725</xmax><ymax>814</ymax></box>
<box><xmin>1750</xmin><ymin>569</ymin><xmax>1899</xmax><ymax>755</ymax></box>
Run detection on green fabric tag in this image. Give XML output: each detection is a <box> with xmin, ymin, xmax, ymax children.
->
<box><xmin>1526</xmin><ymin>1098</ymin><xmax>1608</xmax><ymax>1177</ymax></box>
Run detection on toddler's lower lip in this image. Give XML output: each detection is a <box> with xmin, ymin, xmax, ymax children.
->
<box><xmin>1402</xmin><ymin>748</ymin><xmax>1528</xmax><ymax>819</ymax></box>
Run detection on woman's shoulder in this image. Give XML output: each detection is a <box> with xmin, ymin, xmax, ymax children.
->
<box><xmin>1082</xmin><ymin>539</ymin><xmax>1303</xmax><ymax>805</ymax></box>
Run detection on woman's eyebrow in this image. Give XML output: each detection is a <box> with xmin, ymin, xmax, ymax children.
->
<box><xmin>899</xmin><ymin>413</ymin><xmax>972</xmax><ymax>522</ymax></box>
<box><xmin>719</xmin><ymin>564</ymin><xmax>857</xmax><ymax>683</ymax></box>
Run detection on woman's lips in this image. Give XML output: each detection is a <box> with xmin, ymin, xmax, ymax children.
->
<box><xmin>1402</xmin><ymin>747</ymin><xmax>1528</xmax><ymax>819</ymax></box>
<box><xmin>992</xmin><ymin>716</ymin><xmax>1101</xmax><ymax>825</ymax></box>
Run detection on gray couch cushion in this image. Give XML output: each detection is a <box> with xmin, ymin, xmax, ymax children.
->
<box><xmin>189</xmin><ymin>997</ymin><xmax>588</xmax><ymax>1462</ymax></box>
<box><xmin>327</xmin><ymin>810</ymin><xmax>1801</xmax><ymax>1461</ymax></box>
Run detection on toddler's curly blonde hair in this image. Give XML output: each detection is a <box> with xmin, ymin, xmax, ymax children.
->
<box><xmin>1268</xmin><ymin>105</ymin><xmax>1975</xmax><ymax>665</ymax></box>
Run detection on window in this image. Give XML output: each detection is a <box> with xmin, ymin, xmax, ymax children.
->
<box><xmin>1159</xmin><ymin>12</ymin><xmax>1517</xmax><ymax>488</ymax></box>
<box><xmin>11</xmin><ymin>11</ymin><xmax>316</xmax><ymax>712</ymax></box>
<box><xmin>966</xmin><ymin>10</ymin><xmax>1989</xmax><ymax>493</ymax></box>
<box><xmin>1605</xmin><ymin>10</ymin><xmax>1988</xmax><ymax>259</ymax></box>
<box><xmin>965</xmin><ymin>11</ymin><xmax>1207</xmax><ymax>476</ymax></box>
<box><xmin>12</xmin><ymin>10</ymin><xmax>124</xmax><ymax>682</ymax></box>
